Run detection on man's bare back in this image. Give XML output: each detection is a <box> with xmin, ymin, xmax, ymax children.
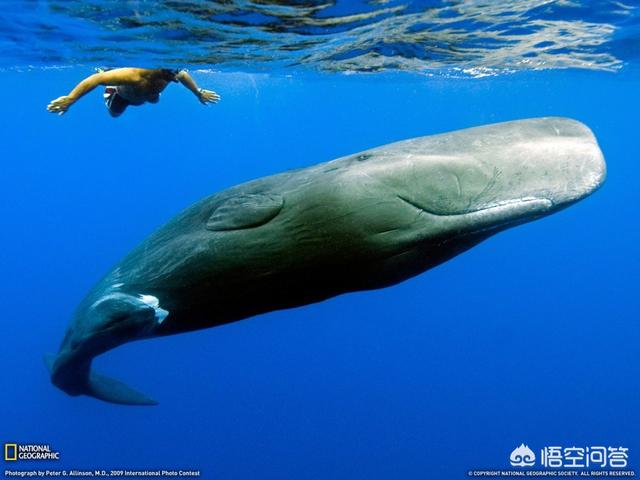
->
<box><xmin>47</xmin><ymin>67</ymin><xmax>220</xmax><ymax>117</ymax></box>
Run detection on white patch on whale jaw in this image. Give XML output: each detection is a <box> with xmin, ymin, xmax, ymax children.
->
<box><xmin>139</xmin><ymin>294</ymin><xmax>169</xmax><ymax>325</ymax></box>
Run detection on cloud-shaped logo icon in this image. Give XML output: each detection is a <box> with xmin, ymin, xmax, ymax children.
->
<box><xmin>510</xmin><ymin>443</ymin><xmax>536</xmax><ymax>467</ymax></box>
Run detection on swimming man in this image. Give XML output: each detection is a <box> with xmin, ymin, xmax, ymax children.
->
<box><xmin>47</xmin><ymin>67</ymin><xmax>220</xmax><ymax>117</ymax></box>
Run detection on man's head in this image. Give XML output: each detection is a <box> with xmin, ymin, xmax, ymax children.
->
<box><xmin>158</xmin><ymin>68</ymin><xmax>181</xmax><ymax>82</ymax></box>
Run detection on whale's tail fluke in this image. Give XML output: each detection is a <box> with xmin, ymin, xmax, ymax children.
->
<box><xmin>45</xmin><ymin>290</ymin><xmax>162</xmax><ymax>406</ymax></box>
<box><xmin>84</xmin><ymin>369</ymin><xmax>158</xmax><ymax>406</ymax></box>
<box><xmin>44</xmin><ymin>353</ymin><xmax>158</xmax><ymax>406</ymax></box>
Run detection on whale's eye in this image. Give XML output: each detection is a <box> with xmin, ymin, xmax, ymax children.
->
<box><xmin>355</xmin><ymin>153</ymin><xmax>373</xmax><ymax>162</ymax></box>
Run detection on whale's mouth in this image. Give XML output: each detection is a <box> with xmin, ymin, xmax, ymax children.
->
<box><xmin>448</xmin><ymin>196</ymin><xmax>555</xmax><ymax>234</ymax></box>
<box><xmin>398</xmin><ymin>194</ymin><xmax>554</xmax><ymax>218</ymax></box>
<box><xmin>397</xmin><ymin>193</ymin><xmax>556</xmax><ymax>239</ymax></box>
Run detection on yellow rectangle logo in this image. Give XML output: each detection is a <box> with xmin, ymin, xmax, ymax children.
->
<box><xmin>4</xmin><ymin>443</ymin><xmax>17</xmax><ymax>461</ymax></box>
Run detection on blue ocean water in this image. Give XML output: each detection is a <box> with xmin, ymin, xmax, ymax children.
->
<box><xmin>1</xmin><ymin>1</ymin><xmax>639</xmax><ymax>478</ymax></box>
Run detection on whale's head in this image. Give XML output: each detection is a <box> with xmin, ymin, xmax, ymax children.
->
<box><xmin>335</xmin><ymin>117</ymin><xmax>605</xmax><ymax>277</ymax></box>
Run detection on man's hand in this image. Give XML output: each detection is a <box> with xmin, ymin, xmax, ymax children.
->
<box><xmin>198</xmin><ymin>89</ymin><xmax>221</xmax><ymax>105</ymax></box>
<box><xmin>47</xmin><ymin>96</ymin><xmax>75</xmax><ymax>115</ymax></box>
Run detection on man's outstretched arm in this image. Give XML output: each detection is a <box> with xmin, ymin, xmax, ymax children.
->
<box><xmin>47</xmin><ymin>68</ymin><xmax>143</xmax><ymax>115</ymax></box>
<box><xmin>175</xmin><ymin>70</ymin><xmax>221</xmax><ymax>105</ymax></box>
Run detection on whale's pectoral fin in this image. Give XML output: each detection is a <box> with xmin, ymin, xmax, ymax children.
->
<box><xmin>86</xmin><ymin>369</ymin><xmax>158</xmax><ymax>406</ymax></box>
<box><xmin>206</xmin><ymin>193</ymin><xmax>284</xmax><ymax>231</ymax></box>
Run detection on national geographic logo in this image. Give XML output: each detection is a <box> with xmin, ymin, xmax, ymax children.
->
<box><xmin>4</xmin><ymin>444</ymin><xmax>60</xmax><ymax>461</ymax></box>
